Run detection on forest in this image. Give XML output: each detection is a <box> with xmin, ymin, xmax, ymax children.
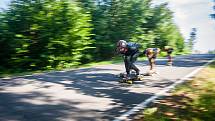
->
<box><xmin>0</xmin><ymin>0</ymin><xmax>186</xmax><ymax>73</ymax></box>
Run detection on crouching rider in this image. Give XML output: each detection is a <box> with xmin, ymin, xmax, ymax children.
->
<box><xmin>116</xmin><ymin>40</ymin><xmax>140</xmax><ymax>79</ymax></box>
<box><xmin>143</xmin><ymin>48</ymin><xmax>160</xmax><ymax>75</ymax></box>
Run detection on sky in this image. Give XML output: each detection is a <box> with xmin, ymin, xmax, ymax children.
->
<box><xmin>0</xmin><ymin>0</ymin><xmax>215</xmax><ymax>52</ymax></box>
<box><xmin>153</xmin><ymin>0</ymin><xmax>215</xmax><ymax>52</ymax></box>
<box><xmin>0</xmin><ymin>0</ymin><xmax>10</xmax><ymax>10</ymax></box>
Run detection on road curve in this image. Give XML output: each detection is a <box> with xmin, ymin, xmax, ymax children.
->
<box><xmin>0</xmin><ymin>54</ymin><xmax>214</xmax><ymax>121</ymax></box>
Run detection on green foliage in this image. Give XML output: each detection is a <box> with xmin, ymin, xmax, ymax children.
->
<box><xmin>0</xmin><ymin>0</ymin><xmax>186</xmax><ymax>73</ymax></box>
<box><xmin>208</xmin><ymin>49</ymin><xmax>215</xmax><ymax>54</ymax></box>
<box><xmin>0</xmin><ymin>0</ymin><xmax>93</xmax><ymax>71</ymax></box>
<box><xmin>78</xmin><ymin>0</ymin><xmax>185</xmax><ymax>59</ymax></box>
<box><xmin>145</xmin><ymin>3</ymin><xmax>185</xmax><ymax>51</ymax></box>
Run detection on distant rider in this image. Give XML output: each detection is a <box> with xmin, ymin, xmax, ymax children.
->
<box><xmin>164</xmin><ymin>46</ymin><xmax>174</xmax><ymax>66</ymax></box>
<box><xmin>116</xmin><ymin>40</ymin><xmax>140</xmax><ymax>78</ymax></box>
<box><xmin>143</xmin><ymin>48</ymin><xmax>160</xmax><ymax>74</ymax></box>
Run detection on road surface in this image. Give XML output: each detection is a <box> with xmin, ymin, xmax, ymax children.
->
<box><xmin>0</xmin><ymin>54</ymin><xmax>214</xmax><ymax>121</ymax></box>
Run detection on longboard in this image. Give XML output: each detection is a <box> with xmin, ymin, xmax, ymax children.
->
<box><xmin>118</xmin><ymin>74</ymin><xmax>144</xmax><ymax>84</ymax></box>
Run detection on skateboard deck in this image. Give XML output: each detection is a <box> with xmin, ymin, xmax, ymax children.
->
<box><xmin>118</xmin><ymin>74</ymin><xmax>144</xmax><ymax>84</ymax></box>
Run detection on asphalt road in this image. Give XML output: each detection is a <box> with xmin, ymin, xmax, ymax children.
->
<box><xmin>0</xmin><ymin>54</ymin><xmax>214</xmax><ymax>121</ymax></box>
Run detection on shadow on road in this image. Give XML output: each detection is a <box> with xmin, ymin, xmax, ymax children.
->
<box><xmin>0</xmin><ymin>67</ymin><xmax>155</xmax><ymax>121</ymax></box>
<box><xmin>0</xmin><ymin>54</ymin><xmax>214</xmax><ymax>121</ymax></box>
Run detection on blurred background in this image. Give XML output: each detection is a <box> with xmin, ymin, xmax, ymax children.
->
<box><xmin>153</xmin><ymin>0</ymin><xmax>215</xmax><ymax>53</ymax></box>
<box><xmin>0</xmin><ymin>0</ymin><xmax>214</xmax><ymax>73</ymax></box>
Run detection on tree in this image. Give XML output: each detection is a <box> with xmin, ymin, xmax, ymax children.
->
<box><xmin>210</xmin><ymin>0</ymin><xmax>215</xmax><ymax>19</ymax></box>
<box><xmin>0</xmin><ymin>0</ymin><xmax>187</xmax><ymax>73</ymax></box>
<box><xmin>0</xmin><ymin>0</ymin><xmax>93</xmax><ymax>71</ymax></box>
<box><xmin>78</xmin><ymin>0</ymin><xmax>185</xmax><ymax>58</ymax></box>
<box><xmin>188</xmin><ymin>28</ymin><xmax>197</xmax><ymax>51</ymax></box>
<box><xmin>138</xmin><ymin>3</ymin><xmax>185</xmax><ymax>51</ymax></box>
<box><xmin>79</xmin><ymin>0</ymin><xmax>155</xmax><ymax>59</ymax></box>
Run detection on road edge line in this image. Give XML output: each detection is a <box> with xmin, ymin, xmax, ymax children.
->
<box><xmin>113</xmin><ymin>58</ymin><xmax>215</xmax><ymax>121</ymax></box>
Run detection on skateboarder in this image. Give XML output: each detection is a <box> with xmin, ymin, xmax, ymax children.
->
<box><xmin>164</xmin><ymin>46</ymin><xmax>174</xmax><ymax>66</ymax></box>
<box><xmin>143</xmin><ymin>48</ymin><xmax>160</xmax><ymax>75</ymax></box>
<box><xmin>116</xmin><ymin>40</ymin><xmax>140</xmax><ymax>80</ymax></box>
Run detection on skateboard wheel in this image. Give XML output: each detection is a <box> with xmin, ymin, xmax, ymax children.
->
<box><xmin>126</xmin><ymin>80</ymin><xmax>133</xmax><ymax>84</ymax></box>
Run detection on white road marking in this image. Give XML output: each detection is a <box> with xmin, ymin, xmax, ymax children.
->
<box><xmin>113</xmin><ymin>58</ymin><xmax>215</xmax><ymax>121</ymax></box>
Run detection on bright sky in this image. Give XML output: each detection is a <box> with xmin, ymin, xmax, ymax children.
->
<box><xmin>153</xmin><ymin>0</ymin><xmax>215</xmax><ymax>52</ymax></box>
<box><xmin>1</xmin><ymin>0</ymin><xmax>215</xmax><ymax>52</ymax></box>
<box><xmin>0</xmin><ymin>0</ymin><xmax>10</xmax><ymax>10</ymax></box>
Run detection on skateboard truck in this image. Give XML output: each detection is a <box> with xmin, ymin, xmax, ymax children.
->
<box><xmin>118</xmin><ymin>73</ymin><xmax>144</xmax><ymax>84</ymax></box>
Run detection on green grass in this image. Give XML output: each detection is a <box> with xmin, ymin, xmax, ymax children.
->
<box><xmin>0</xmin><ymin>52</ymin><xmax>185</xmax><ymax>78</ymax></box>
<box><xmin>78</xmin><ymin>56</ymin><xmax>123</xmax><ymax>67</ymax></box>
<box><xmin>136</xmin><ymin>61</ymin><xmax>215</xmax><ymax>121</ymax></box>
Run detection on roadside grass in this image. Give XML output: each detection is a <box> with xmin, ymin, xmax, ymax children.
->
<box><xmin>136</xmin><ymin>61</ymin><xmax>215</xmax><ymax>121</ymax></box>
<box><xmin>0</xmin><ymin>52</ymin><xmax>182</xmax><ymax>78</ymax></box>
<box><xmin>0</xmin><ymin>55</ymin><xmax>149</xmax><ymax>78</ymax></box>
<box><xmin>0</xmin><ymin>56</ymin><xmax>123</xmax><ymax>78</ymax></box>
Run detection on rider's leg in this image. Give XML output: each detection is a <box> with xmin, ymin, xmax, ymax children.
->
<box><xmin>124</xmin><ymin>56</ymin><xmax>131</xmax><ymax>76</ymax></box>
<box><xmin>148</xmin><ymin>58</ymin><xmax>153</xmax><ymax>70</ymax></box>
<box><xmin>145</xmin><ymin>57</ymin><xmax>153</xmax><ymax>75</ymax></box>
<box><xmin>167</xmin><ymin>52</ymin><xmax>173</xmax><ymax>65</ymax></box>
<box><xmin>130</xmin><ymin>53</ymin><xmax>140</xmax><ymax>75</ymax></box>
<box><xmin>167</xmin><ymin>53</ymin><xmax>171</xmax><ymax>62</ymax></box>
<box><xmin>151</xmin><ymin>58</ymin><xmax>155</xmax><ymax>70</ymax></box>
<box><xmin>149</xmin><ymin>55</ymin><xmax>157</xmax><ymax>74</ymax></box>
<box><xmin>169</xmin><ymin>54</ymin><xmax>172</xmax><ymax>63</ymax></box>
